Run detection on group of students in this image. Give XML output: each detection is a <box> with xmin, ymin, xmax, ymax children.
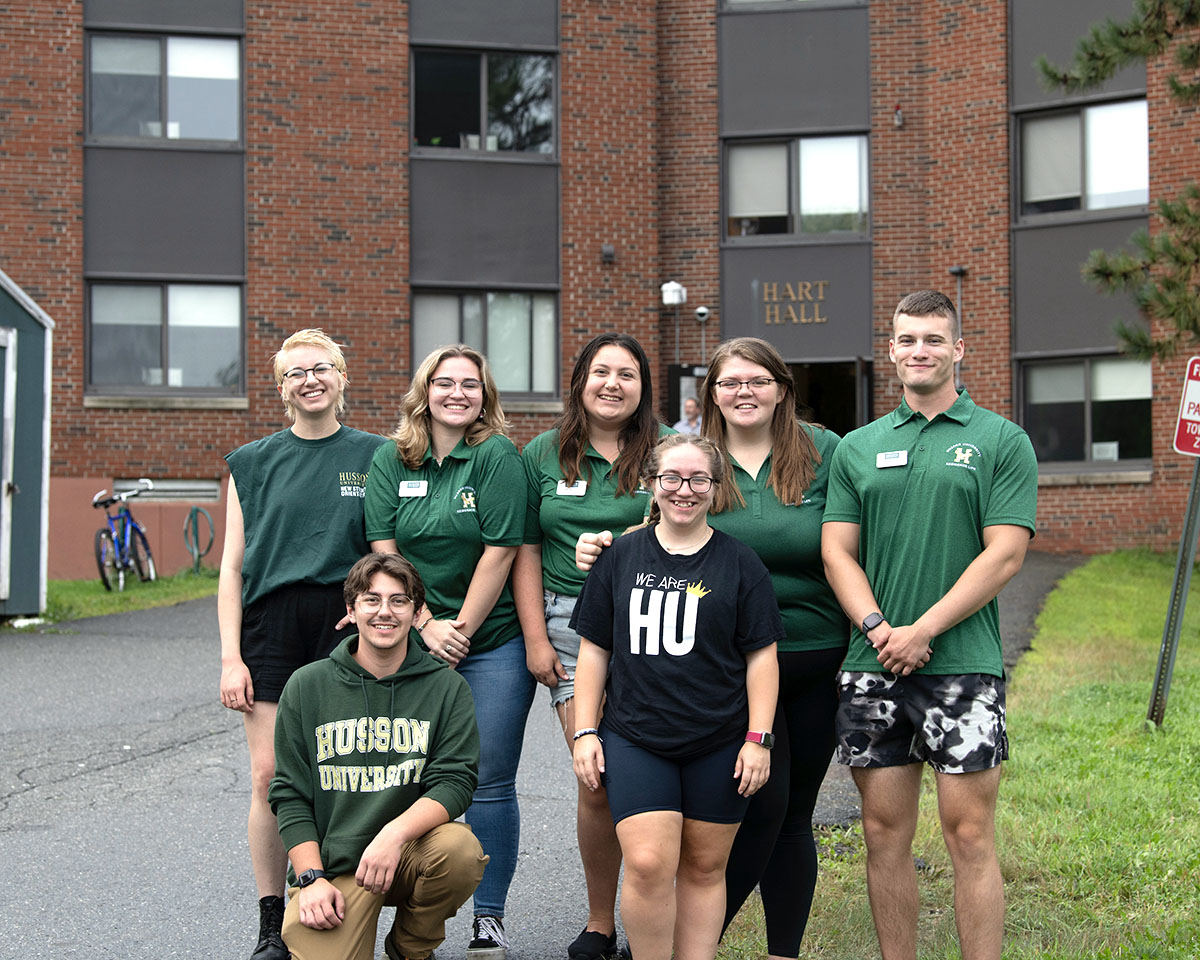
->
<box><xmin>219</xmin><ymin>289</ymin><xmax>1038</xmax><ymax>960</ymax></box>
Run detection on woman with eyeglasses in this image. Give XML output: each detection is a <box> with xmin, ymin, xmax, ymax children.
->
<box><xmin>577</xmin><ymin>337</ymin><xmax>847</xmax><ymax>960</ymax></box>
<box><xmin>363</xmin><ymin>344</ymin><xmax>533</xmax><ymax>960</ymax></box>
<box><xmin>570</xmin><ymin>434</ymin><xmax>782</xmax><ymax>960</ymax></box>
<box><xmin>218</xmin><ymin>328</ymin><xmax>382</xmax><ymax>960</ymax></box>
<box><xmin>512</xmin><ymin>332</ymin><xmax>671</xmax><ymax>960</ymax></box>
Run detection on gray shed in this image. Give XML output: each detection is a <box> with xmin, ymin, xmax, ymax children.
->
<box><xmin>0</xmin><ymin>269</ymin><xmax>53</xmax><ymax>617</ymax></box>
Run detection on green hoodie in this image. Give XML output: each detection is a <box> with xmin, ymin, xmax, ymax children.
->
<box><xmin>269</xmin><ymin>635</ymin><xmax>479</xmax><ymax>879</ymax></box>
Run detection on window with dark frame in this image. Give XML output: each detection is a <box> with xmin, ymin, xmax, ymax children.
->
<box><xmin>413</xmin><ymin>49</ymin><xmax>554</xmax><ymax>154</ymax></box>
<box><xmin>89</xmin><ymin>34</ymin><xmax>240</xmax><ymax>142</ymax></box>
<box><xmin>1019</xmin><ymin>100</ymin><xmax>1148</xmax><ymax>216</ymax></box>
<box><xmin>89</xmin><ymin>282</ymin><xmax>243</xmax><ymax>392</ymax></box>
<box><xmin>1022</xmin><ymin>356</ymin><xmax>1152</xmax><ymax>464</ymax></box>
<box><xmin>412</xmin><ymin>291</ymin><xmax>557</xmax><ymax>396</ymax></box>
<box><xmin>726</xmin><ymin>135</ymin><xmax>869</xmax><ymax>238</ymax></box>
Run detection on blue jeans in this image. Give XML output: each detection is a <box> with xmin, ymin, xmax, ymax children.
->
<box><xmin>456</xmin><ymin>634</ymin><xmax>537</xmax><ymax>917</ymax></box>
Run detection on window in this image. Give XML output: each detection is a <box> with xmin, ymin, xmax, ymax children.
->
<box><xmin>1020</xmin><ymin>100</ymin><xmax>1148</xmax><ymax>216</ymax></box>
<box><xmin>89</xmin><ymin>34</ymin><xmax>240</xmax><ymax>141</ymax></box>
<box><xmin>413</xmin><ymin>50</ymin><xmax>554</xmax><ymax>154</ymax></box>
<box><xmin>89</xmin><ymin>283</ymin><xmax>242</xmax><ymax>392</ymax></box>
<box><xmin>727</xmin><ymin>135</ymin><xmax>868</xmax><ymax>237</ymax></box>
<box><xmin>1022</xmin><ymin>357</ymin><xmax>1151</xmax><ymax>463</ymax></box>
<box><xmin>412</xmin><ymin>291</ymin><xmax>557</xmax><ymax>396</ymax></box>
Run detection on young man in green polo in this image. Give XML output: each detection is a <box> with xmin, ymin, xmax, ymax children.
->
<box><xmin>821</xmin><ymin>290</ymin><xmax>1037</xmax><ymax>960</ymax></box>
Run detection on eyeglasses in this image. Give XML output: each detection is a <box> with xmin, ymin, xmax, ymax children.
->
<box><xmin>653</xmin><ymin>474</ymin><xmax>715</xmax><ymax>493</ymax></box>
<box><xmin>430</xmin><ymin>377</ymin><xmax>483</xmax><ymax>394</ymax></box>
<box><xmin>714</xmin><ymin>377</ymin><xmax>777</xmax><ymax>393</ymax></box>
<box><xmin>356</xmin><ymin>594</ymin><xmax>414</xmax><ymax>613</ymax></box>
<box><xmin>282</xmin><ymin>362</ymin><xmax>337</xmax><ymax>382</ymax></box>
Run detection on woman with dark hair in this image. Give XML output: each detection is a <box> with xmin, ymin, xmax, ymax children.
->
<box><xmin>363</xmin><ymin>344</ymin><xmax>533</xmax><ymax>960</ymax></box>
<box><xmin>577</xmin><ymin>337</ymin><xmax>847</xmax><ymax>960</ymax></box>
<box><xmin>512</xmin><ymin>333</ymin><xmax>671</xmax><ymax>960</ymax></box>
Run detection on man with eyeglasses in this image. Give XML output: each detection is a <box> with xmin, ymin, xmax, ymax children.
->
<box><xmin>219</xmin><ymin>328</ymin><xmax>383</xmax><ymax>960</ymax></box>
<box><xmin>821</xmin><ymin>291</ymin><xmax>1037</xmax><ymax>960</ymax></box>
<box><xmin>269</xmin><ymin>552</ymin><xmax>487</xmax><ymax>960</ymax></box>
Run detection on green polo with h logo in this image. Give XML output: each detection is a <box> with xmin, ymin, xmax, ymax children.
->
<box><xmin>823</xmin><ymin>390</ymin><xmax>1038</xmax><ymax>677</ymax></box>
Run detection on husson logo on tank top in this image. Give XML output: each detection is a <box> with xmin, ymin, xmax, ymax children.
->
<box><xmin>339</xmin><ymin>470</ymin><xmax>368</xmax><ymax>498</ymax></box>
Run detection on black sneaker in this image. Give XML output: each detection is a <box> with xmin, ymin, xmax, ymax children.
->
<box><xmin>568</xmin><ymin>928</ymin><xmax>618</xmax><ymax>960</ymax></box>
<box><xmin>468</xmin><ymin>914</ymin><xmax>510</xmax><ymax>960</ymax></box>
<box><xmin>249</xmin><ymin>895</ymin><xmax>289</xmax><ymax>960</ymax></box>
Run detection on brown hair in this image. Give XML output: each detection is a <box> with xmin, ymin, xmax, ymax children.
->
<box><xmin>389</xmin><ymin>344</ymin><xmax>509</xmax><ymax>470</ymax></box>
<box><xmin>343</xmin><ymin>553</ymin><xmax>426</xmax><ymax>614</ymax></box>
<box><xmin>700</xmin><ymin>337</ymin><xmax>820</xmax><ymax>512</ymax></box>
<box><xmin>274</xmin><ymin>328</ymin><xmax>349</xmax><ymax>420</ymax></box>
<box><xmin>555</xmin><ymin>333</ymin><xmax>660</xmax><ymax>497</ymax></box>
<box><xmin>643</xmin><ymin>434</ymin><xmax>726</xmax><ymax>524</ymax></box>
<box><xmin>893</xmin><ymin>290</ymin><xmax>960</xmax><ymax>339</ymax></box>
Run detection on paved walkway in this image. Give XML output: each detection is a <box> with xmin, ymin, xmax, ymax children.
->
<box><xmin>0</xmin><ymin>550</ymin><xmax>1082</xmax><ymax>960</ymax></box>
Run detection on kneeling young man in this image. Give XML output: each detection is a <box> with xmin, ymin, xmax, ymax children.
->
<box><xmin>269</xmin><ymin>553</ymin><xmax>487</xmax><ymax>960</ymax></box>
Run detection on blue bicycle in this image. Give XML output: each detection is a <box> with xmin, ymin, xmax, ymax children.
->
<box><xmin>92</xmin><ymin>478</ymin><xmax>157</xmax><ymax>591</ymax></box>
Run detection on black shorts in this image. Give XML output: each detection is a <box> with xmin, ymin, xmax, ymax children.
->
<box><xmin>835</xmin><ymin>671</ymin><xmax>1008</xmax><ymax>774</ymax></box>
<box><xmin>240</xmin><ymin>582</ymin><xmax>354</xmax><ymax>701</ymax></box>
<box><xmin>600</xmin><ymin>723</ymin><xmax>750</xmax><ymax>825</ymax></box>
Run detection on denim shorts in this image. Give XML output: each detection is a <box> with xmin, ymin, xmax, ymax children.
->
<box><xmin>543</xmin><ymin>590</ymin><xmax>581</xmax><ymax>707</ymax></box>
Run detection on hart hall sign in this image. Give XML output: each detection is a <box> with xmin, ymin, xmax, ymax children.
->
<box><xmin>761</xmin><ymin>281</ymin><xmax>829</xmax><ymax>324</ymax></box>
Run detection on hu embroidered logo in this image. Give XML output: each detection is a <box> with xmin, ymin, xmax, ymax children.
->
<box><xmin>954</xmin><ymin>447</ymin><xmax>973</xmax><ymax>465</ymax></box>
<box><xmin>944</xmin><ymin>443</ymin><xmax>981</xmax><ymax>471</ymax></box>
<box><xmin>455</xmin><ymin>486</ymin><xmax>478</xmax><ymax>514</ymax></box>
<box><xmin>460</xmin><ymin>490</ymin><xmax>476</xmax><ymax>509</ymax></box>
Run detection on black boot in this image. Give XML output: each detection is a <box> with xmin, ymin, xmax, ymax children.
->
<box><xmin>250</xmin><ymin>895</ymin><xmax>289</xmax><ymax>960</ymax></box>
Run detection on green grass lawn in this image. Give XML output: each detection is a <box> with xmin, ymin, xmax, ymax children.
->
<box><xmin>7</xmin><ymin>565</ymin><xmax>221</xmax><ymax>626</ymax></box>
<box><xmin>721</xmin><ymin>550</ymin><xmax>1200</xmax><ymax>959</ymax></box>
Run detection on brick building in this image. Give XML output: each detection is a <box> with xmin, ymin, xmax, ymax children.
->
<box><xmin>1</xmin><ymin>0</ymin><xmax>1195</xmax><ymax>585</ymax></box>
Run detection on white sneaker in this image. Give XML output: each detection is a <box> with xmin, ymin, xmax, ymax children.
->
<box><xmin>468</xmin><ymin>915</ymin><xmax>510</xmax><ymax>960</ymax></box>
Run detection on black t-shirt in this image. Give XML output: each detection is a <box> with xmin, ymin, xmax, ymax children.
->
<box><xmin>570</xmin><ymin>525</ymin><xmax>784</xmax><ymax>759</ymax></box>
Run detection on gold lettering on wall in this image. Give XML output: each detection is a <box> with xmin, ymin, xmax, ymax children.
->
<box><xmin>761</xmin><ymin>280</ymin><xmax>829</xmax><ymax>324</ymax></box>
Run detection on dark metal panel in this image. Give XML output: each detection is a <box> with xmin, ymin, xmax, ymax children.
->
<box><xmin>84</xmin><ymin>149</ymin><xmax>245</xmax><ymax>278</ymax></box>
<box><xmin>411</xmin><ymin>0</ymin><xmax>557</xmax><ymax>48</ymax></box>
<box><xmin>1012</xmin><ymin>215</ymin><xmax>1147</xmax><ymax>354</ymax></box>
<box><xmin>0</xmin><ymin>295</ymin><xmax>48</xmax><ymax>615</ymax></box>
<box><xmin>1011</xmin><ymin>0</ymin><xmax>1144</xmax><ymax>109</ymax></box>
<box><xmin>410</xmin><ymin>159</ymin><xmax>558</xmax><ymax>286</ymax></box>
<box><xmin>85</xmin><ymin>0</ymin><xmax>244</xmax><ymax>32</ymax></box>
<box><xmin>719</xmin><ymin>7</ymin><xmax>869</xmax><ymax>135</ymax></box>
<box><xmin>720</xmin><ymin>242</ymin><xmax>872</xmax><ymax>360</ymax></box>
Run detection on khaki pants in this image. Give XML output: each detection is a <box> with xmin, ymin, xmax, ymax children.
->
<box><xmin>282</xmin><ymin>822</ymin><xmax>487</xmax><ymax>960</ymax></box>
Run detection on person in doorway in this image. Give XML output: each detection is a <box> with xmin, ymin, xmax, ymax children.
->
<box><xmin>218</xmin><ymin>328</ymin><xmax>381</xmax><ymax>960</ymax></box>
<box><xmin>672</xmin><ymin>395</ymin><xmax>702</xmax><ymax>435</ymax></box>
<box><xmin>821</xmin><ymin>290</ymin><xmax>1038</xmax><ymax>960</ymax></box>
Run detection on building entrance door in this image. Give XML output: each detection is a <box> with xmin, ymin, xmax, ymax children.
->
<box><xmin>788</xmin><ymin>359</ymin><xmax>870</xmax><ymax>438</ymax></box>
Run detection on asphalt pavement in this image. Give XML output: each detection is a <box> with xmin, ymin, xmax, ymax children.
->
<box><xmin>0</xmin><ymin>550</ymin><xmax>1081</xmax><ymax>960</ymax></box>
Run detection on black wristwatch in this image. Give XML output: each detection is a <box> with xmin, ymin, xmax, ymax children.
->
<box><xmin>745</xmin><ymin>731</ymin><xmax>775</xmax><ymax>750</ymax></box>
<box><xmin>297</xmin><ymin>868</ymin><xmax>330</xmax><ymax>888</ymax></box>
<box><xmin>861</xmin><ymin>611</ymin><xmax>885</xmax><ymax>635</ymax></box>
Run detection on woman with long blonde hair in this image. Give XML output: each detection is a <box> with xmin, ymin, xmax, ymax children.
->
<box><xmin>364</xmin><ymin>344</ymin><xmax>532</xmax><ymax>960</ymax></box>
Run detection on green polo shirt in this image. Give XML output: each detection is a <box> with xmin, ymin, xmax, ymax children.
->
<box><xmin>364</xmin><ymin>433</ymin><xmax>524</xmax><ymax>654</ymax></box>
<box><xmin>709</xmin><ymin>426</ymin><xmax>849</xmax><ymax>654</ymax></box>
<box><xmin>823</xmin><ymin>390</ymin><xmax>1037</xmax><ymax>677</ymax></box>
<box><xmin>522</xmin><ymin>425</ymin><xmax>673</xmax><ymax>596</ymax></box>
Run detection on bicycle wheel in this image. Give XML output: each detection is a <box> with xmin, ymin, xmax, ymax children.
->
<box><xmin>132</xmin><ymin>528</ymin><xmax>157</xmax><ymax>583</ymax></box>
<box><xmin>94</xmin><ymin>528</ymin><xmax>124</xmax><ymax>592</ymax></box>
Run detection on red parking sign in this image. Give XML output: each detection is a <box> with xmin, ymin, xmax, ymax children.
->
<box><xmin>1173</xmin><ymin>356</ymin><xmax>1200</xmax><ymax>456</ymax></box>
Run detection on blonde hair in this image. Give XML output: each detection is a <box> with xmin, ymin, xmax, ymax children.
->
<box><xmin>389</xmin><ymin>345</ymin><xmax>509</xmax><ymax>469</ymax></box>
<box><xmin>643</xmin><ymin>434</ymin><xmax>726</xmax><ymax>525</ymax></box>
<box><xmin>700</xmin><ymin>337</ymin><xmax>820</xmax><ymax>512</ymax></box>
<box><xmin>274</xmin><ymin>328</ymin><xmax>349</xmax><ymax>420</ymax></box>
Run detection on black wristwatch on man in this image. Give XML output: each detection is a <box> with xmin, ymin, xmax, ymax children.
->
<box><xmin>297</xmin><ymin>868</ymin><xmax>331</xmax><ymax>888</ymax></box>
<box><xmin>861</xmin><ymin>611</ymin><xmax>885</xmax><ymax>642</ymax></box>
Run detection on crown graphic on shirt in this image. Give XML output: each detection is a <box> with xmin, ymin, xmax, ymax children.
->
<box><xmin>686</xmin><ymin>581</ymin><xmax>711</xmax><ymax>599</ymax></box>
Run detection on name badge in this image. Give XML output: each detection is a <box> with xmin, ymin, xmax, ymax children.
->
<box><xmin>556</xmin><ymin>480</ymin><xmax>588</xmax><ymax>496</ymax></box>
<box><xmin>398</xmin><ymin>481</ymin><xmax>428</xmax><ymax>497</ymax></box>
<box><xmin>876</xmin><ymin>450</ymin><xmax>908</xmax><ymax>469</ymax></box>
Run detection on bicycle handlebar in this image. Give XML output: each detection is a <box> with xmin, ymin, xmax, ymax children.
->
<box><xmin>92</xmin><ymin>477</ymin><xmax>155</xmax><ymax>509</ymax></box>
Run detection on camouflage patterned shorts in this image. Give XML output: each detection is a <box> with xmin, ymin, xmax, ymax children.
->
<box><xmin>835</xmin><ymin>671</ymin><xmax>1007</xmax><ymax>774</ymax></box>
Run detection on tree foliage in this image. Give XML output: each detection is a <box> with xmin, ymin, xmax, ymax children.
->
<box><xmin>1039</xmin><ymin>0</ymin><xmax>1200</xmax><ymax>359</ymax></box>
